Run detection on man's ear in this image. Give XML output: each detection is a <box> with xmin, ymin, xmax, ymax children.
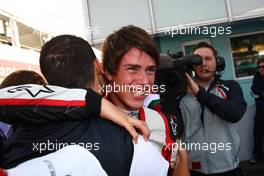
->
<box><xmin>94</xmin><ymin>59</ymin><xmax>104</xmax><ymax>74</ymax></box>
<box><xmin>104</xmin><ymin>71</ymin><xmax>112</xmax><ymax>81</ymax></box>
<box><xmin>94</xmin><ymin>59</ymin><xmax>112</xmax><ymax>81</ymax></box>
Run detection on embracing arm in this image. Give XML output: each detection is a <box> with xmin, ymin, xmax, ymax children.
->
<box><xmin>0</xmin><ymin>84</ymin><xmax>98</xmax><ymax>124</ymax></box>
<box><xmin>0</xmin><ymin>84</ymin><xmax>150</xmax><ymax>141</ymax></box>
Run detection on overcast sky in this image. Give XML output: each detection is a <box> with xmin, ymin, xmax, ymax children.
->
<box><xmin>0</xmin><ymin>0</ymin><xmax>87</xmax><ymax>38</ymax></box>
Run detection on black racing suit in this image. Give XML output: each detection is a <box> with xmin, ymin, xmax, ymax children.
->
<box><xmin>0</xmin><ymin>84</ymin><xmax>134</xmax><ymax>176</ymax></box>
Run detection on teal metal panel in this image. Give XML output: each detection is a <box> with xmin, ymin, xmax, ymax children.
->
<box><xmin>158</xmin><ymin>37</ymin><xmax>181</xmax><ymax>54</ymax></box>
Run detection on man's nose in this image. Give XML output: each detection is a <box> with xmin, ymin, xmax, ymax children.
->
<box><xmin>137</xmin><ymin>71</ymin><xmax>150</xmax><ymax>85</ymax></box>
<box><xmin>201</xmin><ymin>58</ymin><xmax>206</xmax><ymax>66</ymax></box>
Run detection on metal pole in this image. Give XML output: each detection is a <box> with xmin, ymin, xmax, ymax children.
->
<box><xmin>82</xmin><ymin>0</ymin><xmax>93</xmax><ymax>44</ymax></box>
<box><xmin>225</xmin><ymin>0</ymin><xmax>233</xmax><ymax>22</ymax></box>
<box><xmin>147</xmin><ymin>0</ymin><xmax>156</xmax><ymax>34</ymax></box>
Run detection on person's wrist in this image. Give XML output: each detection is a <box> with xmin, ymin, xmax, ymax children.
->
<box><xmin>196</xmin><ymin>86</ymin><xmax>205</xmax><ymax>97</ymax></box>
<box><xmin>193</xmin><ymin>86</ymin><xmax>200</xmax><ymax>95</ymax></box>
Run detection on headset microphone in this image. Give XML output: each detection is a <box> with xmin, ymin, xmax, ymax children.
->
<box><xmin>203</xmin><ymin>57</ymin><xmax>225</xmax><ymax>73</ymax></box>
<box><xmin>216</xmin><ymin>56</ymin><xmax>225</xmax><ymax>72</ymax></box>
<box><xmin>204</xmin><ymin>69</ymin><xmax>215</xmax><ymax>73</ymax></box>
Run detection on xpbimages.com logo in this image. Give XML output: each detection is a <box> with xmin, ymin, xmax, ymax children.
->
<box><xmin>99</xmin><ymin>82</ymin><xmax>166</xmax><ymax>95</ymax></box>
<box><xmin>32</xmin><ymin>140</ymin><xmax>100</xmax><ymax>153</ymax></box>
<box><xmin>165</xmin><ymin>141</ymin><xmax>232</xmax><ymax>154</ymax></box>
<box><xmin>164</xmin><ymin>24</ymin><xmax>232</xmax><ymax>38</ymax></box>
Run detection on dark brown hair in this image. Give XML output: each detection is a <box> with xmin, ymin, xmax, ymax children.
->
<box><xmin>40</xmin><ymin>35</ymin><xmax>96</xmax><ymax>88</ymax></box>
<box><xmin>0</xmin><ymin>70</ymin><xmax>47</xmax><ymax>88</ymax></box>
<box><xmin>193</xmin><ymin>42</ymin><xmax>217</xmax><ymax>58</ymax></box>
<box><xmin>257</xmin><ymin>58</ymin><xmax>264</xmax><ymax>65</ymax></box>
<box><xmin>102</xmin><ymin>25</ymin><xmax>159</xmax><ymax>75</ymax></box>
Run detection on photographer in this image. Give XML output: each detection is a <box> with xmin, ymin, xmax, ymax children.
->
<box><xmin>180</xmin><ymin>42</ymin><xmax>246</xmax><ymax>176</ymax></box>
<box><xmin>145</xmin><ymin>42</ymin><xmax>246</xmax><ymax>175</ymax></box>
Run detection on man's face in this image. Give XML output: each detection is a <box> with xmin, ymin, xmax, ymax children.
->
<box><xmin>108</xmin><ymin>48</ymin><xmax>156</xmax><ymax>111</ymax></box>
<box><xmin>193</xmin><ymin>47</ymin><xmax>217</xmax><ymax>82</ymax></box>
<box><xmin>258</xmin><ymin>62</ymin><xmax>264</xmax><ymax>77</ymax></box>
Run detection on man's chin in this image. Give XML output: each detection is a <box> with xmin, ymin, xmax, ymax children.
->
<box><xmin>125</xmin><ymin>95</ymin><xmax>146</xmax><ymax>110</ymax></box>
<box><xmin>197</xmin><ymin>74</ymin><xmax>214</xmax><ymax>81</ymax></box>
<box><xmin>126</xmin><ymin>102</ymin><xmax>143</xmax><ymax>111</ymax></box>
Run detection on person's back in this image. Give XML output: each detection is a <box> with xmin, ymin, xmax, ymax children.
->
<box><xmin>3</xmin><ymin>114</ymin><xmax>133</xmax><ymax>175</ymax></box>
<box><xmin>6</xmin><ymin>145</ymin><xmax>108</xmax><ymax>176</ymax></box>
<box><xmin>1</xmin><ymin>35</ymin><xmax>135</xmax><ymax>176</ymax></box>
<box><xmin>3</xmin><ymin>136</ymin><xmax>169</xmax><ymax>176</ymax></box>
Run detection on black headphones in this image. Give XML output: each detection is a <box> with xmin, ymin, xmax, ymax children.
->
<box><xmin>216</xmin><ymin>56</ymin><xmax>225</xmax><ymax>72</ymax></box>
<box><xmin>193</xmin><ymin>42</ymin><xmax>225</xmax><ymax>74</ymax></box>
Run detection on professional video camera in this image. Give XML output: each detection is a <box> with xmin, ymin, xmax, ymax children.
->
<box><xmin>154</xmin><ymin>51</ymin><xmax>225</xmax><ymax>120</ymax></box>
<box><xmin>155</xmin><ymin>51</ymin><xmax>203</xmax><ymax>95</ymax></box>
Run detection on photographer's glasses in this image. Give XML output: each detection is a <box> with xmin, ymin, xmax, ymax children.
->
<box><xmin>257</xmin><ymin>65</ymin><xmax>264</xmax><ymax>69</ymax></box>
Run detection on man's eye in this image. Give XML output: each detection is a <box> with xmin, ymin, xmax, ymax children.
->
<box><xmin>205</xmin><ymin>57</ymin><xmax>213</xmax><ymax>61</ymax></box>
<box><xmin>146</xmin><ymin>68</ymin><xmax>156</xmax><ymax>74</ymax></box>
<box><xmin>127</xmin><ymin>67</ymin><xmax>137</xmax><ymax>72</ymax></box>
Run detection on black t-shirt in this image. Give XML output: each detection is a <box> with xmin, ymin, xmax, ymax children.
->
<box><xmin>2</xmin><ymin>118</ymin><xmax>134</xmax><ymax>176</ymax></box>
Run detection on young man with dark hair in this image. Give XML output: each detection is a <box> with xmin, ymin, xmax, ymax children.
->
<box><xmin>0</xmin><ymin>35</ymin><xmax>168</xmax><ymax>176</ymax></box>
<box><xmin>102</xmin><ymin>25</ymin><xmax>190</xmax><ymax>176</ymax></box>
<box><xmin>182</xmin><ymin>42</ymin><xmax>246</xmax><ymax>175</ymax></box>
